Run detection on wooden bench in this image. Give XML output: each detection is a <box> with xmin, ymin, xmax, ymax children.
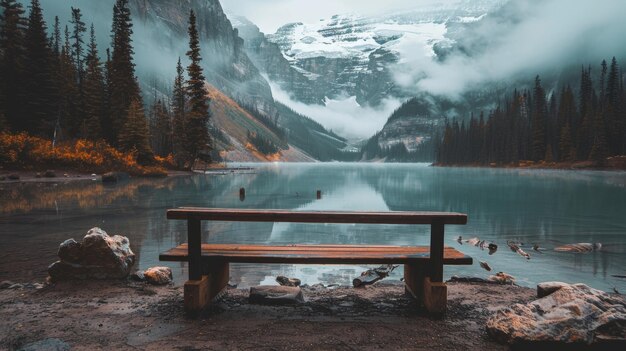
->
<box><xmin>160</xmin><ymin>208</ymin><xmax>471</xmax><ymax>314</ymax></box>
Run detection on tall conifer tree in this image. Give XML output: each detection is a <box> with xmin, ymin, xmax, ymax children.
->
<box><xmin>184</xmin><ymin>10</ymin><xmax>211</xmax><ymax>166</ymax></box>
<box><xmin>172</xmin><ymin>57</ymin><xmax>187</xmax><ymax>164</ymax></box>
<box><xmin>531</xmin><ymin>76</ymin><xmax>547</xmax><ymax>161</ymax></box>
<box><xmin>109</xmin><ymin>0</ymin><xmax>142</xmax><ymax>145</ymax></box>
<box><xmin>83</xmin><ymin>24</ymin><xmax>105</xmax><ymax>139</ymax></box>
<box><xmin>24</xmin><ymin>0</ymin><xmax>56</xmax><ymax>136</ymax></box>
<box><xmin>0</xmin><ymin>0</ymin><xmax>26</xmax><ymax>131</ymax></box>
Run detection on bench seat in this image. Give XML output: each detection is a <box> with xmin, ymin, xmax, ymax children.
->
<box><xmin>160</xmin><ymin>243</ymin><xmax>473</xmax><ymax>265</ymax></box>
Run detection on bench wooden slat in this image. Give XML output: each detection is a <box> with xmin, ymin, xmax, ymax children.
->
<box><xmin>159</xmin><ymin>244</ymin><xmax>473</xmax><ymax>265</ymax></box>
<box><xmin>167</xmin><ymin>208</ymin><xmax>467</xmax><ymax>225</ymax></box>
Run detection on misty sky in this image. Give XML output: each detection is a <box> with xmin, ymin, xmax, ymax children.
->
<box><xmin>221</xmin><ymin>0</ymin><xmax>448</xmax><ymax>33</ymax></box>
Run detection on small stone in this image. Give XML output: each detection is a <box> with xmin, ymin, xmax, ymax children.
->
<box><xmin>35</xmin><ymin>172</ymin><xmax>42</xmax><ymax>178</ymax></box>
<box><xmin>249</xmin><ymin>285</ymin><xmax>305</xmax><ymax>305</ymax></box>
<box><xmin>44</xmin><ymin>170</ymin><xmax>56</xmax><ymax>178</ymax></box>
<box><xmin>276</xmin><ymin>275</ymin><xmax>301</xmax><ymax>287</ymax></box>
<box><xmin>143</xmin><ymin>266</ymin><xmax>172</xmax><ymax>285</ymax></box>
<box><xmin>8</xmin><ymin>283</ymin><xmax>24</xmax><ymax>289</ymax></box>
<box><xmin>488</xmin><ymin>272</ymin><xmax>515</xmax><ymax>285</ymax></box>
<box><xmin>19</xmin><ymin>338</ymin><xmax>70</xmax><ymax>351</ymax></box>
<box><xmin>102</xmin><ymin>171</ymin><xmax>130</xmax><ymax>183</ymax></box>
<box><xmin>0</xmin><ymin>280</ymin><xmax>14</xmax><ymax>289</ymax></box>
<box><xmin>130</xmin><ymin>272</ymin><xmax>145</xmax><ymax>281</ymax></box>
<box><xmin>537</xmin><ymin>281</ymin><xmax>571</xmax><ymax>298</ymax></box>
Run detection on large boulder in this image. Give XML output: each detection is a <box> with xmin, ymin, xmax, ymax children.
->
<box><xmin>486</xmin><ymin>283</ymin><xmax>626</xmax><ymax>346</ymax></box>
<box><xmin>48</xmin><ymin>228</ymin><xmax>135</xmax><ymax>281</ymax></box>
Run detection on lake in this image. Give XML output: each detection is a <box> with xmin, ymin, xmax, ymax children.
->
<box><xmin>1</xmin><ymin>163</ymin><xmax>626</xmax><ymax>292</ymax></box>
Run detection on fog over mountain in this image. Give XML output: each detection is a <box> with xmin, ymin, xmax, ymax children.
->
<box><xmin>395</xmin><ymin>0</ymin><xmax>626</xmax><ymax>98</ymax></box>
<box><xmin>31</xmin><ymin>0</ymin><xmax>626</xmax><ymax>141</ymax></box>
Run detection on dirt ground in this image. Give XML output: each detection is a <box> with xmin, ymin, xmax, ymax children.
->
<box><xmin>0</xmin><ymin>280</ymin><xmax>537</xmax><ymax>351</ymax></box>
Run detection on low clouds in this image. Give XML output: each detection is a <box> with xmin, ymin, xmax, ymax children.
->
<box><xmin>221</xmin><ymin>0</ymin><xmax>445</xmax><ymax>33</ymax></box>
<box><xmin>394</xmin><ymin>0</ymin><xmax>626</xmax><ymax>97</ymax></box>
<box><xmin>268</xmin><ymin>80</ymin><xmax>401</xmax><ymax>140</ymax></box>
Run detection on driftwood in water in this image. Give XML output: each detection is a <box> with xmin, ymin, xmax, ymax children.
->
<box><xmin>507</xmin><ymin>241</ymin><xmax>530</xmax><ymax>260</ymax></box>
<box><xmin>554</xmin><ymin>243</ymin><xmax>602</xmax><ymax>253</ymax></box>
<box><xmin>353</xmin><ymin>264</ymin><xmax>398</xmax><ymax>287</ymax></box>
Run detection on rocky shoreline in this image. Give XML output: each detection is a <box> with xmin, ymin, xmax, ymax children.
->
<box><xmin>1</xmin><ymin>279</ymin><xmax>623</xmax><ymax>350</ymax></box>
<box><xmin>0</xmin><ymin>279</ymin><xmax>532</xmax><ymax>351</ymax></box>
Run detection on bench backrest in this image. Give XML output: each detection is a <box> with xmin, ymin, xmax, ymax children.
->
<box><xmin>167</xmin><ymin>208</ymin><xmax>468</xmax><ymax>225</ymax></box>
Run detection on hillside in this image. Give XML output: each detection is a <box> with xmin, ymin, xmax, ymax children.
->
<box><xmin>206</xmin><ymin>85</ymin><xmax>315</xmax><ymax>162</ymax></box>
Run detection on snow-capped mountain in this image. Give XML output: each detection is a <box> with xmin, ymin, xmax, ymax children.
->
<box><xmin>252</xmin><ymin>0</ymin><xmax>506</xmax><ymax>106</ymax></box>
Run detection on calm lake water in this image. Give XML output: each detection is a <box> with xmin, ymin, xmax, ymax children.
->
<box><xmin>1</xmin><ymin>163</ymin><xmax>626</xmax><ymax>292</ymax></box>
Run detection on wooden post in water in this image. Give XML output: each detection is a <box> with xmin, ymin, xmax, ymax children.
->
<box><xmin>239</xmin><ymin>187</ymin><xmax>245</xmax><ymax>201</ymax></box>
<box><xmin>316</xmin><ymin>190</ymin><xmax>322</xmax><ymax>199</ymax></box>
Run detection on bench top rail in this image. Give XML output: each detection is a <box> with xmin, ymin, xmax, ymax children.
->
<box><xmin>167</xmin><ymin>208</ymin><xmax>468</xmax><ymax>225</ymax></box>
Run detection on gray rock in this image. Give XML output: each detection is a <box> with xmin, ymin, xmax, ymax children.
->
<box><xmin>249</xmin><ymin>285</ymin><xmax>305</xmax><ymax>305</ymax></box>
<box><xmin>130</xmin><ymin>271</ymin><xmax>145</xmax><ymax>282</ymax></box>
<box><xmin>537</xmin><ymin>281</ymin><xmax>571</xmax><ymax>298</ymax></box>
<box><xmin>18</xmin><ymin>338</ymin><xmax>70</xmax><ymax>351</ymax></box>
<box><xmin>44</xmin><ymin>170</ymin><xmax>56</xmax><ymax>178</ymax></box>
<box><xmin>48</xmin><ymin>227</ymin><xmax>135</xmax><ymax>281</ymax></box>
<box><xmin>276</xmin><ymin>275</ymin><xmax>301</xmax><ymax>287</ymax></box>
<box><xmin>8</xmin><ymin>283</ymin><xmax>24</xmax><ymax>289</ymax></box>
<box><xmin>57</xmin><ymin>239</ymin><xmax>82</xmax><ymax>264</ymax></box>
<box><xmin>486</xmin><ymin>283</ymin><xmax>626</xmax><ymax>345</ymax></box>
<box><xmin>102</xmin><ymin>171</ymin><xmax>129</xmax><ymax>183</ymax></box>
<box><xmin>143</xmin><ymin>266</ymin><xmax>172</xmax><ymax>285</ymax></box>
<box><xmin>0</xmin><ymin>280</ymin><xmax>14</xmax><ymax>289</ymax></box>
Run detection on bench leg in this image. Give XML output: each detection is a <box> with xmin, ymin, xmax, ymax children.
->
<box><xmin>184</xmin><ymin>262</ymin><xmax>229</xmax><ymax>314</ymax></box>
<box><xmin>404</xmin><ymin>263</ymin><xmax>448</xmax><ymax>315</ymax></box>
<box><xmin>423</xmin><ymin>277</ymin><xmax>447</xmax><ymax>315</ymax></box>
<box><xmin>404</xmin><ymin>262</ymin><xmax>425</xmax><ymax>302</ymax></box>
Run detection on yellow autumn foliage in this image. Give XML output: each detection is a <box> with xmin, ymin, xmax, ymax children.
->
<box><xmin>0</xmin><ymin>132</ymin><xmax>171</xmax><ymax>176</ymax></box>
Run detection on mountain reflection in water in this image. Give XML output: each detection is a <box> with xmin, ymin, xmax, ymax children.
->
<box><xmin>1</xmin><ymin>163</ymin><xmax>625</xmax><ymax>292</ymax></box>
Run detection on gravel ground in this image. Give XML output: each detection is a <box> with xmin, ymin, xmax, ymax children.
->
<box><xmin>0</xmin><ymin>280</ymin><xmax>536</xmax><ymax>350</ymax></box>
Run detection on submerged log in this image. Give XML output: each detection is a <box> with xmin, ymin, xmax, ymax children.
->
<box><xmin>554</xmin><ymin>243</ymin><xmax>601</xmax><ymax>253</ymax></box>
<box><xmin>353</xmin><ymin>264</ymin><xmax>398</xmax><ymax>287</ymax></box>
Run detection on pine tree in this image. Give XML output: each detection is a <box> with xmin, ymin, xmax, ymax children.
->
<box><xmin>606</xmin><ymin>57</ymin><xmax>622</xmax><ymax>154</ymax></box>
<box><xmin>109</xmin><ymin>0</ymin><xmax>142</xmax><ymax>145</ymax></box>
<box><xmin>531</xmin><ymin>76</ymin><xmax>547</xmax><ymax>161</ymax></box>
<box><xmin>559</xmin><ymin>122</ymin><xmax>574</xmax><ymax>162</ymax></box>
<box><xmin>58</xmin><ymin>25</ymin><xmax>80</xmax><ymax>138</ymax></box>
<box><xmin>51</xmin><ymin>15</ymin><xmax>60</xmax><ymax>55</ymax></box>
<box><xmin>152</xmin><ymin>99</ymin><xmax>173</xmax><ymax>156</ymax></box>
<box><xmin>69</xmin><ymin>7</ymin><xmax>86</xmax><ymax>82</ymax></box>
<box><xmin>578</xmin><ymin>66</ymin><xmax>594</xmax><ymax>159</ymax></box>
<box><xmin>184</xmin><ymin>10</ymin><xmax>211</xmax><ymax>166</ymax></box>
<box><xmin>102</xmin><ymin>48</ymin><xmax>114</xmax><ymax>142</ymax></box>
<box><xmin>557</xmin><ymin>85</ymin><xmax>576</xmax><ymax>160</ymax></box>
<box><xmin>0</xmin><ymin>0</ymin><xmax>26</xmax><ymax>132</ymax></box>
<box><xmin>23</xmin><ymin>0</ymin><xmax>56</xmax><ymax>137</ymax></box>
<box><xmin>118</xmin><ymin>98</ymin><xmax>152</xmax><ymax>160</ymax></box>
<box><xmin>589</xmin><ymin>112</ymin><xmax>609</xmax><ymax>164</ymax></box>
<box><xmin>82</xmin><ymin>24</ymin><xmax>105</xmax><ymax>140</ymax></box>
<box><xmin>172</xmin><ymin>57</ymin><xmax>187</xmax><ymax>164</ymax></box>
